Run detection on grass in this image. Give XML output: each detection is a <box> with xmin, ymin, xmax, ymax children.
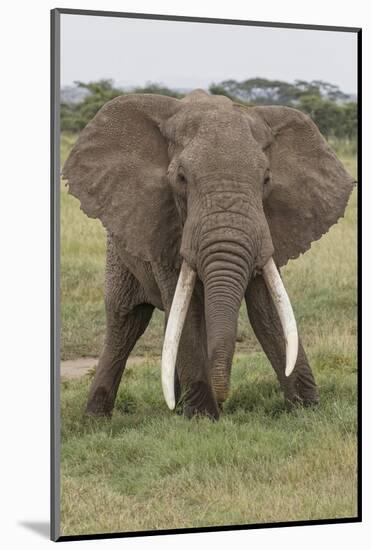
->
<box><xmin>61</xmin><ymin>357</ymin><xmax>357</xmax><ymax>535</ymax></box>
<box><xmin>60</xmin><ymin>132</ymin><xmax>358</xmax><ymax>536</ymax></box>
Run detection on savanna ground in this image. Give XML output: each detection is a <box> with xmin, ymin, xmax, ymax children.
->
<box><xmin>60</xmin><ymin>133</ymin><xmax>358</xmax><ymax>536</ymax></box>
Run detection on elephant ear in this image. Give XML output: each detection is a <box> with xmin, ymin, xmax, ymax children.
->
<box><xmin>247</xmin><ymin>106</ymin><xmax>355</xmax><ymax>267</ymax></box>
<box><xmin>62</xmin><ymin>94</ymin><xmax>182</xmax><ymax>266</ymax></box>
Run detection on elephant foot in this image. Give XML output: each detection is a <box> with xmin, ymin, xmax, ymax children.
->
<box><xmin>86</xmin><ymin>387</ymin><xmax>114</xmax><ymax>417</ymax></box>
<box><xmin>284</xmin><ymin>394</ymin><xmax>319</xmax><ymax>412</ymax></box>
<box><xmin>296</xmin><ymin>387</ymin><xmax>320</xmax><ymax>408</ymax></box>
<box><xmin>284</xmin><ymin>385</ymin><xmax>320</xmax><ymax>411</ymax></box>
<box><xmin>296</xmin><ymin>370</ymin><xmax>320</xmax><ymax>407</ymax></box>
<box><xmin>182</xmin><ymin>381</ymin><xmax>220</xmax><ymax>420</ymax></box>
<box><xmin>283</xmin><ymin>365</ymin><xmax>320</xmax><ymax>411</ymax></box>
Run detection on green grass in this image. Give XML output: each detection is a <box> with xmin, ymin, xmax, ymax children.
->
<box><xmin>60</xmin><ymin>133</ymin><xmax>358</xmax><ymax>536</ymax></box>
<box><xmin>61</xmin><ymin>356</ymin><xmax>357</xmax><ymax>535</ymax></box>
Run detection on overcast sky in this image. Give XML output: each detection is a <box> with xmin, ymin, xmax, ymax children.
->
<box><xmin>61</xmin><ymin>14</ymin><xmax>357</xmax><ymax>94</ymax></box>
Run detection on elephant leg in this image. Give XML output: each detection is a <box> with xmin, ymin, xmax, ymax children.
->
<box><xmin>86</xmin><ymin>241</ymin><xmax>154</xmax><ymax>416</ymax></box>
<box><xmin>174</xmin><ymin>292</ymin><xmax>219</xmax><ymax>419</ymax></box>
<box><xmin>245</xmin><ymin>273</ymin><xmax>319</xmax><ymax>408</ymax></box>
<box><xmin>86</xmin><ymin>302</ymin><xmax>154</xmax><ymax>416</ymax></box>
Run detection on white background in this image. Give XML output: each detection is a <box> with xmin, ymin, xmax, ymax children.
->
<box><xmin>0</xmin><ymin>0</ymin><xmax>368</xmax><ymax>548</ymax></box>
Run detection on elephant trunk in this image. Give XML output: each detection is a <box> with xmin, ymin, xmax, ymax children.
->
<box><xmin>204</xmin><ymin>276</ymin><xmax>246</xmax><ymax>403</ymax></box>
<box><xmin>200</xmin><ymin>237</ymin><xmax>255</xmax><ymax>403</ymax></box>
<box><xmin>203</xmin><ymin>254</ymin><xmax>299</xmax><ymax>402</ymax></box>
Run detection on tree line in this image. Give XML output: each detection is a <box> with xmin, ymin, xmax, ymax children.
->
<box><xmin>61</xmin><ymin>78</ymin><xmax>357</xmax><ymax>140</ymax></box>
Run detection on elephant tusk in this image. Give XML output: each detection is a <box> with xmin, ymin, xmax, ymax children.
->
<box><xmin>262</xmin><ymin>258</ymin><xmax>299</xmax><ymax>376</ymax></box>
<box><xmin>161</xmin><ymin>260</ymin><xmax>196</xmax><ymax>409</ymax></box>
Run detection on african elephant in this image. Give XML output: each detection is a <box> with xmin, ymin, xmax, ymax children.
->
<box><xmin>63</xmin><ymin>89</ymin><xmax>354</xmax><ymax>420</ymax></box>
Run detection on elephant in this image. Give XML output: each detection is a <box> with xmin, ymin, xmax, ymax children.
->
<box><xmin>62</xmin><ymin>89</ymin><xmax>354</xmax><ymax>420</ymax></box>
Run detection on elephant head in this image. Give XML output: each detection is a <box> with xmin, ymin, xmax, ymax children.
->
<box><xmin>63</xmin><ymin>90</ymin><xmax>354</xmax><ymax>410</ymax></box>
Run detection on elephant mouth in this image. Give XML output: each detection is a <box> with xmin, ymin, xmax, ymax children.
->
<box><xmin>161</xmin><ymin>257</ymin><xmax>298</xmax><ymax>410</ymax></box>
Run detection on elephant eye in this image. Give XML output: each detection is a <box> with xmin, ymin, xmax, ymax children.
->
<box><xmin>178</xmin><ymin>170</ymin><xmax>187</xmax><ymax>185</ymax></box>
<box><xmin>263</xmin><ymin>169</ymin><xmax>271</xmax><ymax>186</ymax></box>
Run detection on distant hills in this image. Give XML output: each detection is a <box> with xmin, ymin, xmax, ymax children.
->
<box><xmin>61</xmin><ymin>85</ymin><xmax>91</xmax><ymax>104</ymax></box>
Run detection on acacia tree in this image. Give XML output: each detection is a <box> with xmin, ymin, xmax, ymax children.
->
<box><xmin>209</xmin><ymin>78</ymin><xmax>356</xmax><ymax>139</ymax></box>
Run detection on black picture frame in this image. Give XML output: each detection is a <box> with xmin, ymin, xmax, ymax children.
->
<box><xmin>51</xmin><ymin>8</ymin><xmax>362</xmax><ymax>542</ymax></box>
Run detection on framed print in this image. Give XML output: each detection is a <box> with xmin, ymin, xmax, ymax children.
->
<box><xmin>51</xmin><ymin>8</ymin><xmax>361</xmax><ymax>542</ymax></box>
